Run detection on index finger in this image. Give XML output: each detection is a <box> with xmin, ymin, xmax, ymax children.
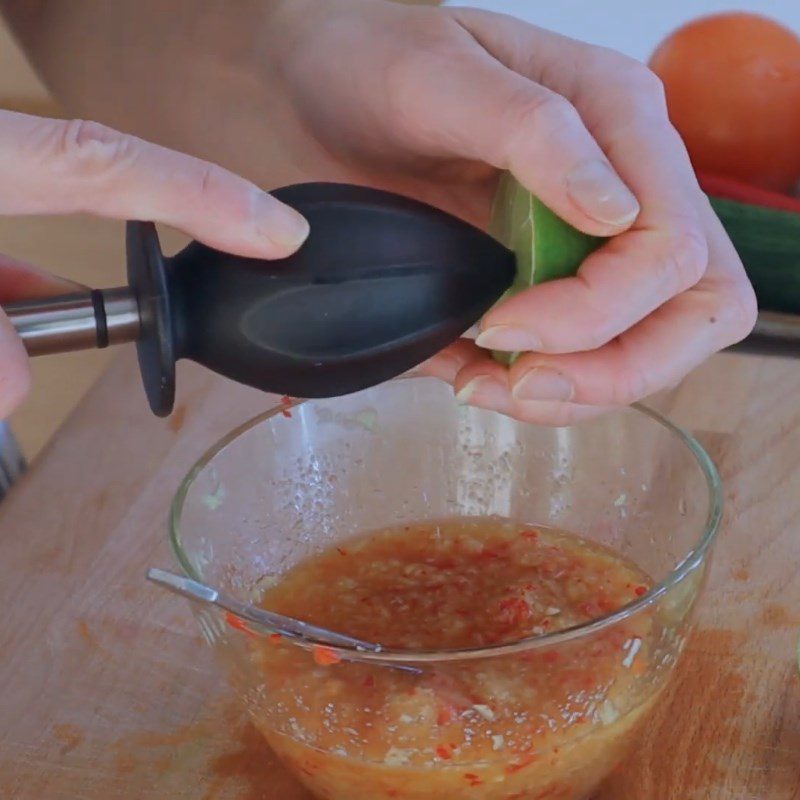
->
<box><xmin>0</xmin><ymin>111</ymin><xmax>310</xmax><ymax>259</ymax></box>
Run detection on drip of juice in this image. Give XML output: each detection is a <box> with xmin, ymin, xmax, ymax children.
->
<box><xmin>246</xmin><ymin>517</ymin><xmax>670</xmax><ymax>800</ymax></box>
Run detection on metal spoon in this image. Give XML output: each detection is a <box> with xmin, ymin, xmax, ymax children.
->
<box><xmin>147</xmin><ymin>567</ymin><xmax>382</xmax><ymax>652</ymax></box>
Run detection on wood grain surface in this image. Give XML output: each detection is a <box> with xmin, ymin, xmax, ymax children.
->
<box><xmin>0</xmin><ymin>349</ymin><xmax>797</xmax><ymax>799</ymax></box>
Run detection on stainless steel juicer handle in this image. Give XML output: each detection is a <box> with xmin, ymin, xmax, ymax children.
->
<box><xmin>3</xmin><ymin>287</ymin><xmax>141</xmax><ymax>356</ymax></box>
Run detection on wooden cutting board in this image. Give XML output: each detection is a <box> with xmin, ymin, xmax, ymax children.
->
<box><xmin>0</xmin><ymin>349</ymin><xmax>797</xmax><ymax>799</ymax></box>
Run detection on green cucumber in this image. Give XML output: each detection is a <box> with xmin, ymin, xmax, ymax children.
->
<box><xmin>710</xmin><ymin>197</ymin><xmax>800</xmax><ymax>315</ymax></box>
<box><xmin>488</xmin><ymin>174</ymin><xmax>800</xmax><ymax>366</ymax></box>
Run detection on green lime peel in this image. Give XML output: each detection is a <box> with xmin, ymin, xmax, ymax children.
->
<box><xmin>487</xmin><ymin>173</ymin><xmax>605</xmax><ymax>365</ymax></box>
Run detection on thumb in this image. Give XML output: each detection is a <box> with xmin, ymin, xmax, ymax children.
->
<box><xmin>0</xmin><ymin>252</ymin><xmax>82</xmax><ymax>304</ymax></box>
<box><xmin>0</xmin><ymin>255</ymin><xmax>84</xmax><ymax>418</ymax></box>
<box><xmin>396</xmin><ymin>18</ymin><xmax>640</xmax><ymax>233</ymax></box>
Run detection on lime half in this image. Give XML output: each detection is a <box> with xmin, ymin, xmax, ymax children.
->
<box><xmin>487</xmin><ymin>173</ymin><xmax>604</xmax><ymax>365</ymax></box>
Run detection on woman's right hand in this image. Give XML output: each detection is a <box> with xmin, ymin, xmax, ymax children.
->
<box><xmin>0</xmin><ymin>110</ymin><xmax>310</xmax><ymax>417</ymax></box>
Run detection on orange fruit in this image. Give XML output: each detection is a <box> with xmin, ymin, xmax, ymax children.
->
<box><xmin>650</xmin><ymin>12</ymin><xmax>800</xmax><ymax>192</ymax></box>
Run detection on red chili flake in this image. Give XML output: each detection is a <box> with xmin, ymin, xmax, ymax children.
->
<box><xmin>312</xmin><ymin>645</ymin><xmax>342</xmax><ymax>666</ymax></box>
<box><xmin>336</xmin><ymin>547</ymin><xmax>348</xmax><ymax>557</ymax></box>
<box><xmin>464</xmin><ymin>773</ymin><xmax>483</xmax><ymax>787</ymax></box>
<box><xmin>634</xmin><ymin>585</ymin><xmax>648</xmax><ymax>597</ymax></box>
<box><xmin>520</xmin><ymin>529</ymin><xmax>540</xmax><ymax>540</ymax></box>
<box><xmin>543</xmin><ymin>650</ymin><xmax>560</xmax><ymax>664</ymax></box>
<box><xmin>268</xmin><ymin>633</ymin><xmax>283</xmax><ymax>645</ymax></box>
<box><xmin>597</xmin><ymin>597</ymin><xmax>617</xmax><ymax>612</ymax></box>
<box><xmin>363</xmin><ymin>675</ymin><xmax>376</xmax><ymax>688</ymax></box>
<box><xmin>505</xmin><ymin>753</ymin><xmax>537</xmax><ymax>774</ymax></box>
<box><xmin>578</xmin><ymin>601</ymin><xmax>601</xmax><ymax>617</ymax></box>
<box><xmin>499</xmin><ymin>596</ymin><xmax>531</xmax><ymax>626</ymax></box>
<box><xmin>279</xmin><ymin>395</ymin><xmax>294</xmax><ymax>418</ymax></box>
<box><xmin>435</xmin><ymin>744</ymin><xmax>453</xmax><ymax>760</ymax></box>
<box><xmin>436</xmin><ymin>706</ymin><xmax>455</xmax><ymax>726</ymax></box>
<box><xmin>225</xmin><ymin>612</ymin><xmax>258</xmax><ymax>639</ymax></box>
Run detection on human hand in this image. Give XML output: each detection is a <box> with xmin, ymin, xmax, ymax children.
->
<box><xmin>252</xmin><ymin>0</ymin><xmax>757</xmax><ymax>424</ymax></box>
<box><xmin>10</xmin><ymin>0</ymin><xmax>757</xmax><ymax>425</ymax></box>
<box><xmin>0</xmin><ymin>110</ymin><xmax>309</xmax><ymax>417</ymax></box>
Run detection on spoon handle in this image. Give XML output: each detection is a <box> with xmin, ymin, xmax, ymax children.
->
<box><xmin>146</xmin><ymin>567</ymin><xmax>381</xmax><ymax>653</ymax></box>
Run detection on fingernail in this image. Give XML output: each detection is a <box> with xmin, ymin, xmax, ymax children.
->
<box><xmin>254</xmin><ymin>191</ymin><xmax>310</xmax><ymax>248</ymax></box>
<box><xmin>566</xmin><ymin>160</ymin><xmax>640</xmax><ymax>227</ymax></box>
<box><xmin>475</xmin><ymin>326</ymin><xmax>542</xmax><ymax>352</ymax></box>
<box><xmin>513</xmin><ymin>367</ymin><xmax>574</xmax><ymax>402</ymax></box>
<box><xmin>455</xmin><ymin>375</ymin><xmax>508</xmax><ymax>407</ymax></box>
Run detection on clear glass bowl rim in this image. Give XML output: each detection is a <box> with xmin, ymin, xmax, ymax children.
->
<box><xmin>169</xmin><ymin>381</ymin><xmax>723</xmax><ymax>664</ymax></box>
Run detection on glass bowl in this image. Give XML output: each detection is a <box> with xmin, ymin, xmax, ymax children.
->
<box><xmin>170</xmin><ymin>377</ymin><xmax>721</xmax><ymax>800</ymax></box>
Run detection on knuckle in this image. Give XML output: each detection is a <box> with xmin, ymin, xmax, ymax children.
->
<box><xmin>584</xmin><ymin>48</ymin><xmax>668</xmax><ymax>113</ymax></box>
<box><xmin>716</xmin><ymin>280</ymin><xmax>758</xmax><ymax>341</ymax></box>
<box><xmin>192</xmin><ymin>161</ymin><xmax>223</xmax><ymax>197</ymax></box>
<box><xmin>612</xmin><ymin>348</ymin><xmax>652</xmax><ymax>406</ymax></box>
<box><xmin>382</xmin><ymin>17</ymin><xmax>463</xmax><ymax>137</ymax></box>
<box><xmin>627</xmin><ymin>65</ymin><xmax>668</xmax><ymax>110</ymax></box>
<box><xmin>510</xmin><ymin>89</ymin><xmax>579</xmax><ymax>139</ymax></box>
<box><xmin>51</xmin><ymin>119</ymin><xmax>138</xmax><ymax>179</ymax></box>
<box><xmin>570</xmin><ymin>273</ymin><xmax>623</xmax><ymax>350</ymax></box>
<box><xmin>656</xmin><ymin>228</ymin><xmax>709</xmax><ymax>294</ymax></box>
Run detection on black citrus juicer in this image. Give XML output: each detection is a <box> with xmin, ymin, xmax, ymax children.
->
<box><xmin>2</xmin><ymin>183</ymin><xmax>516</xmax><ymax>416</ymax></box>
<box><xmin>3</xmin><ymin>181</ymin><xmax>795</xmax><ymax>416</ymax></box>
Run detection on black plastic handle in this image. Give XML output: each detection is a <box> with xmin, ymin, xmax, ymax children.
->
<box><xmin>127</xmin><ymin>183</ymin><xmax>516</xmax><ymax>416</ymax></box>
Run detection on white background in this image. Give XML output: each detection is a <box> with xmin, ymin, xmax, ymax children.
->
<box><xmin>444</xmin><ymin>1</ymin><xmax>800</xmax><ymax>61</ymax></box>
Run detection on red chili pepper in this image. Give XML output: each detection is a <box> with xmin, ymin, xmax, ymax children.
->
<box><xmin>597</xmin><ymin>597</ymin><xmax>617</xmax><ymax>613</ymax></box>
<box><xmin>698</xmin><ymin>170</ymin><xmax>800</xmax><ymax>215</ymax></box>
<box><xmin>435</xmin><ymin>744</ymin><xmax>453</xmax><ymax>760</ymax></box>
<box><xmin>336</xmin><ymin>547</ymin><xmax>348</xmax><ymax>557</ymax></box>
<box><xmin>499</xmin><ymin>596</ymin><xmax>531</xmax><ymax>626</ymax></box>
<box><xmin>436</xmin><ymin>706</ymin><xmax>455</xmax><ymax>726</ymax></box>
<box><xmin>312</xmin><ymin>645</ymin><xmax>342</xmax><ymax>666</ymax></box>
<box><xmin>634</xmin><ymin>585</ymin><xmax>648</xmax><ymax>597</ymax></box>
<box><xmin>225</xmin><ymin>612</ymin><xmax>258</xmax><ymax>639</ymax></box>
<box><xmin>269</xmin><ymin>633</ymin><xmax>283</xmax><ymax>645</ymax></box>
<box><xmin>464</xmin><ymin>773</ymin><xmax>483</xmax><ymax>787</ymax></box>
